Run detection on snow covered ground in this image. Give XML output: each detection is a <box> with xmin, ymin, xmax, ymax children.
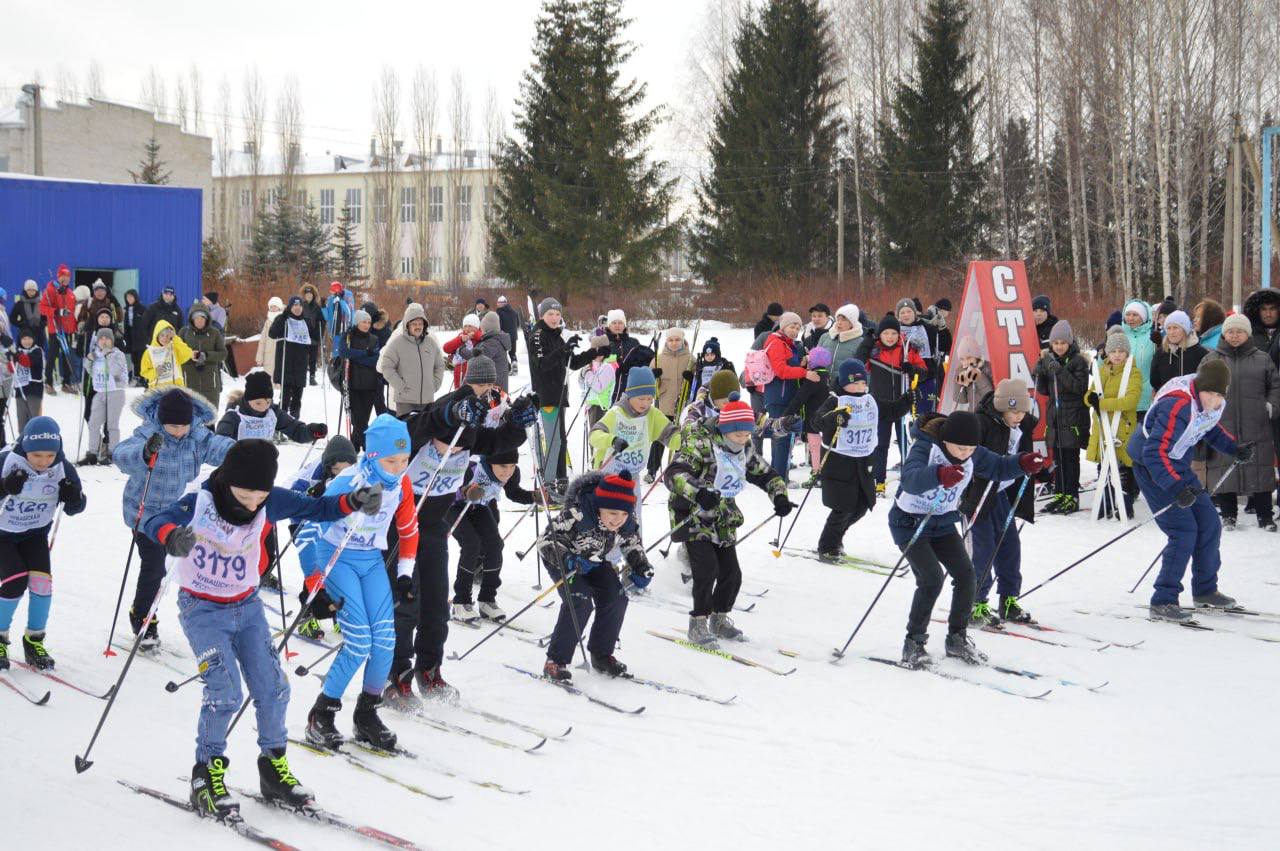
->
<box><xmin>7</xmin><ymin>321</ymin><xmax>1279</xmax><ymax>850</ymax></box>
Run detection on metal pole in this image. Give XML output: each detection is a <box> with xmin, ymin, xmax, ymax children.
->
<box><xmin>836</xmin><ymin>158</ymin><xmax>845</xmax><ymax>285</ymax></box>
<box><xmin>1232</xmin><ymin>115</ymin><xmax>1243</xmax><ymax>310</ymax></box>
<box><xmin>21</xmin><ymin>84</ymin><xmax>42</xmax><ymax>176</ymax></box>
<box><xmin>1262</xmin><ymin>127</ymin><xmax>1279</xmax><ymax>289</ymax></box>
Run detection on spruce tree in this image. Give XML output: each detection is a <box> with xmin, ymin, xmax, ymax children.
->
<box><xmin>490</xmin><ymin>0</ymin><xmax>678</xmax><ymax>300</ymax></box>
<box><xmin>691</xmin><ymin>0</ymin><xmax>841</xmax><ymax>283</ymax></box>
<box><xmin>870</xmin><ymin>0</ymin><xmax>986</xmax><ymax>271</ymax></box>
<box><xmin>331</xmin><ymin>205</ymin><xmax>365</xmax><ymax>281</ymax></box>
<box><xmin>299</xmin><ymin>202</ymin><xmax>333</xmax><ymax>280</ymax></box>
<box><xmin>130</xmin><ymin>136</ymin><xmax>171</xmax><ymax>184</ymax></box>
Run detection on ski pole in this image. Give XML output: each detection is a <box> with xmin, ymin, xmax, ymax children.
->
<box><xmin>102</xmin><ymin>452</ymin><xmax>158</xmax><ymax>657</ymax></box>
<box><xmin>738</xmin><ymin>510</ymin><xmax>783</xmax><ymax>548</ymax></box>
<box><xmin>773</xmin><ymin>431</ymin><xmax>847</xmax><ymax>556</ymax></box>
<box><xmin>1022</xmin><ymin>460</ymin><xmax>1241</xmax><ymax>599</ymax></box>
<box><xmin>46</xmin><ymin>505</ymin><xmax>64</xmax><ymax>552</ymax></box>
<box><xmin>295</xmin><ymin>643</ymin><xmax>340</xmax><ymax>677</ymax></box>
<box><xmin>448</xmin><ymin>570</ymin><xmax>577</xmax><ymax>663</ymax></box>
<box><xmin>502</xmin><ymin>503</ymin><xmax>536</xmax><ymax>542</ymax></box>
<box><xmin>831</xmin><ymin>500</ymin><xmax>941</xmax><ymax>661</ymax></box>
<box><xmin>75</xmin><ymin>574</ymin><xmax>172</xmax><ymax>773</ymax></box>
<box><xmin>164</xmin><ymin>670</ymin><xmax>201</xmax><ymax>693</ymax></box>
<box><xmin>1128</xmin><ymin>546</ymin><xmax>1166</xmax><ymax>594</ymax></box>
<box><xmin>447</xmin><ymin>502</ymin><xmax>474</xmax><ymax>537</ymax></box>
<box><xmin>972</xmin><ymin>476</ymin><xmax>1031</xmax><ymax>588</ymax></box>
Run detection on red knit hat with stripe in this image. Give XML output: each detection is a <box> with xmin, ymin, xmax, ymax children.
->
<box><xmin>594</xmin><ymin>470</ymin><xmax>637</xmax><ymax>513</ymax></box>
<box><xmin>717</xmin><ymin>392</ymin><xmax>755</xmax><ymax>434</ymax></box>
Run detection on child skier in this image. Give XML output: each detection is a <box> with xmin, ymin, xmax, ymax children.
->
<box><xmin>303</xmin><ymin>414</ymin><xmax>418</xmax><ymax>751</ymax></box>
<box><xmin>589</xmin><ymin>367</ymin><xmax>679</xmax><ymax>479</ymax></box>
<box><xmin>141</xmin><ymin>320</ymin><xmax>193</xmax><ymax>390</ymax></box>
<box><xmin>815</xmin><ymin>359</ymin><xmax>878</xmax><ymax>562</ymax></box>
<box><xmin>445</xmin><ymin>447</ymin><xmax>535</xmax><ymax>623</ymax></box>
<box><xmin>1128</xmin><ymin>359</ymin><xmax>1249</xmax><ymax>620</ymax></box>
<box><xmin>269</xmin><ymin>296</ymin><xmax>312</xmax><ymax>419</ymax></box>
<box><xmin>893</xmin><ymin>410</ymin><xmax>1046</xmax><ymax>667</ymax></box>
<box><xmin>288</xmin><ymin>436</ymin><xmax>358</xmax><ymax>640</ymax></box>
<box><xmin>688</xmin><ymin>337</ymin><xmax>735</xmax><ymax>401</ymax></box>
<box><xmin>1085</xmin><ymin>331</ymin><xmax>1142</xmax><ymax>520</ymax></box>
<box><xmin>11</xmin><ymin>328</ymin><xmax>44</xmax><ymax>429</ymax></box>
<box><xmin>80</xmin><ymin>327</ymin><xmax>129</xmax><ymax>465</ymax></box>
<box><xmin>115</xmin><ymin>388</ymin><xmax>235</xmax><ymax>648</ymax></box>
<box><xmin>580</xmin><ymin>350</ymin><xmax>618</xmax><ymax>429</ymax></box>
<box><xmin>665</xmin><ymin>396</ymin><xmax>790</xmax><ymax>647</ymax></box>
<box><xmin>961</xmin><ymin>379</ymin><xmax>1040</xmax><ymax>627</ymax></box>
<box><xmin>683</xmin><ymin>369</ymin><xmax>742</xmax><ymax>429</ymax></box>
<box><xmin>539</xmin><ymin>469</ymin><xmax>653</xmax><ymax>680</ymax></box>
<box><xmin>0</xmin><ymin>417</ymin><xmax>86</xmax><ymax>671</ymax></box>
<box><xmin>216</xmin><ymin>370</ymin><xmax>327</xmax><ymax>444</ymax></box>
<box><xmin>143</xmin><ymin>438</ymin><xmax>381</xmax><ymax>818</ymax></box>
<box><xmin>1033</xmin><ymin>319</ymin><xmax>1091</xmax><ymax>513</ymax></box>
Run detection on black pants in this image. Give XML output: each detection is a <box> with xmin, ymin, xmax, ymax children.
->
<box><xmin>0</xmin><ymin>532</ymin><xmax>51</xmax><ymax>602</ymax></box>
<box><xmin>646</xmin><ymin>442</ymin><xmax>665</xmax><ymax>477</ymax></box>
<box><xmin>686</xmin><ymin>540</ymin><xmax>742</xmax><ymax>617</ymax></box>
<box><xmin>450</xmin><ymin>503</ymin><xmax>503</xmax><ymax>604</ymax></box>
<box><xmin>546</xmin><ymin>562</ymin><xmax>627</xmax><ymax>665</ymax></box>
<box><xmin>389</xmin><ymin>511</ymin><xmax>449</xmax><ymax>676</ymax></box>
<box><xmin>1216</xmin><ymin>491</ymin><xmax>1274</xmax><ymax>523</ymax></box>
<box><xmin>281</xmin><ymin>383</ymin><xmax>304</xmax><ymax>420</ymax></box>
<box><xmin>308</xmin><ymin>343</ymin><xmax>319</xmax><ymax>379</ymax></box>
<box><xmin>131</xmin><ymin>530</ymin><xmax>168</xmax><ymax>621</ymax></box>
<box><xmin>872</xmin><ymin>416</ymin><xmax>897</xmax><ymax>484</ymax></box>
<box><xmin>1053</xmin><ymin>448</ymin><xmax>1081</xmax><ymax>498</ymax></box>
<box><xmin>818</xmin><ymin>507</ymin><xmax>869</xmax><ymax>554</ymax></box>
<box><xmin>0</xmin><ymin>397</ymin><xmax>8</xmax><ymax>447</ymax></box>
<box><xmin>902</xmin><ymin>530</ymin><xmax>975</xmax><ymax>638</ymax></box>
<box><xmin>347</xmin><ymin>388</ymin><xmax>383</xmax><ymax>450</ymax></box>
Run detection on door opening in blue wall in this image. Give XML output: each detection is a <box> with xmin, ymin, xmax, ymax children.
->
<box><xmin>73</xmin><ymin>267</ymin><xmax>139</xmax><ymax>306</ymax></box>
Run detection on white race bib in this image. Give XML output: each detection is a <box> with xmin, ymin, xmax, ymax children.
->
<box><xmin>466</xmin><ymin>462</ymin><xmax>504</xmax><ymax>504</ymax></box>
<box><xmin>832</xmin><ymin>394</ymin><xmax>879</xmax><ymax>458</ymax></box>
<box><xmin>0</xmin><ymin>454</ymin><xmax>63</xmax><ymax>534</ymax></box>
<box><xmin>711</xmin><ymin>442</ymin><xmax>747</xmax><ymax>498</ymax></box>
<box><xmin>894</xmin><ymin>442</ymin><xmax>971</xmax><ymax>515</ymax></box>
<box><xmin>406</xmin><ymin>443</ymin><xmax>471</xmax><ymax>496</ymax></box>
<box><xmin>998</xmin><ymin>425</ymin><xmax>1023</xmax><ymax>491</ymax></box>
<box><xmin>170</xmin><ymin>488</ymin><xmax>267</xmax><ymax>598</ymax></box>
<box><xmin>149</xmin><ymin>345</ymin><xmax>176</xmax><ymax>385</ymax></box>
<box><xmin>285</xmin><ymin>317</ymin><xmax>312</xmax><ymax>346</ymax></box>
<box><xmin>90</xmin><ymin>355</ymin><xmax>117</xmax><ymax>393</ymax></box>
<box><xmin>237</xmin><ymin>409</ymin><xmax>277</xmax><ymax>441</ymax></box>
<box><xmin>14</xmin><ymin>361</ymin><xmax>31</xmax><ymax>388</ymax></box>
<box><xmin>604</xmin><ymin>410</ymin><xmax>650</xmax><ymax>476</ymax></box>
<box><xmin>901</xmin><ymin>324</ymin><xmax>931</xmax><ymax>359</ymax></box>
<box><xmin>322</xmin><ymin>470</ymin><xmax>394</xmax><ymax>550</ymax></box>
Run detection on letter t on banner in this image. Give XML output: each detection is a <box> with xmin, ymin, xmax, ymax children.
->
<box><xmin>937</xmin><ymin>261</ymin><xmax>1046</xmax><ymax>443</ymax></box>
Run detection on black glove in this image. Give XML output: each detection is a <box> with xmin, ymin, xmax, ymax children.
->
<box><xmin>652</xmin><ymin>367</ymin><xmax>663</xmax><ymax>378</ymax></box>
<box><xmin>395</xmin><ymin>574</ymin><xmax>416</xmax><ymax>602</ymax></box>
<box><xmin>347</xmin><ymin>484</ymin><xmax>383</xmax><ymax>515</ymax></box>
<box><xmin>564</xmin><ymin>334</ymin><xmax>582</xmax><ymax>353</ymax></box>
<box><xmin>625</xmin><ymin>549</ymin><xmax>654</xmax><ymax>588</ymax></box>
<box><xmin>164</xmin><ymin>526</ymin><xmax>197</xmax><ymax>557</ymax></box>
<box><xmin>695</xmin><ymin>488</ymin><xmax>720</xmax><ymax>510</ymax></box>
<box><xmin>192</xmin><ymin>350</ymin><xmax>206</xmax><ymax>363</ymax></box>
<box><xmin>773</xmin><ymin>495</ymin><xmax>794</xmax><ymax>517</ymax></box>
<box><xmin>1085</xmin><ymin>391</ymin><xmax>1100</xmax><ymax>410</ymax></box>
<box><xmin>300</xmin><ymin>586</ymin><xmax>338</xmax><ymax>617</ymax></box>
<box><xmin>57</xmin><ymin>478</ymin><xmax>82</xmax><ymax>505</ymax></box>
<box><xmin>611</xmin><ymin>436</ymin><xmax>629</xmax><ymax>455</ymax></box>
<box><xmin>1175</xmin><ymin>485</ymin><xmax>1201</xmax><ymax>509</ymax></box>
<box><xmin>144</xmin><ymin>433</ymin><xmax>164</xmax><ymax>465</ymax></box>
<box><xmin>309</xmin><ymin>422</ymin><xmax>328</xmax><ymax>439</ymax></box>
<box><xmin>681</xmin><ymin>370</ymin><xmax>694</xmax><ymax>381</ymax></box>
<box><xmin>452</xmin><ymin>397</ymin><xmax>485</xmax><ymax>427</ymax></box>
<box><xmin>1234</xmin><ymin>442</ymin><xmax>1255</xmax><ymax>463</ymax></box>
<box><xmin>508</xmin><ymin>394</ymin><xmax>539</xmax><ymax>427</ymax></box>
<box><xmin>2</xmin><ymin>468</ymin><xmax>28</xmax><ymax>496</ymax></box>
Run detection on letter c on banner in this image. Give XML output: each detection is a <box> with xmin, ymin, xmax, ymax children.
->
<box><xmin>991</xmin><ymin>265</ymin><xmax>1016</xmax><ymax>302</ymax></box>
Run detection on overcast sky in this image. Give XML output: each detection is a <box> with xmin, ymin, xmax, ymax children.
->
<box><xmin>1</xmin><ymin>0</ymin><xmax>710</xmax><ymax>182</ymax></box>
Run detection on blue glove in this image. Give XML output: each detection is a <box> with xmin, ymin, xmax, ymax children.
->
<box><xmin>508</xmin><ymin>395</ymin><xmax>538</xmax><ymax>428</ymax></box>
<box><xmin>566</xmin><ymin>555</ymin><xmax>597</xmax><ymax>576</ymax></box>
<box><xmin>452</xmin><ymin>397</ymin><xmax>485</xmax><ymax>427</ymax></box>
<box><xmin>625</xmin><ymin>549</ymin><xmax>653</xmax><ymax>588</ymax></box>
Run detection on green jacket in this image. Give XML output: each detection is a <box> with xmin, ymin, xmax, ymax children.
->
<box><xmin>664</xmin><ymin>423</ymin><xmax>784</xmax><ymax>545</ymax></box>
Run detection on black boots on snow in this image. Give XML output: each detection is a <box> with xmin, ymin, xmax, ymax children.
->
<box><xmin>590</xmin><ymin>653</ymin><xmax>628</xmax><ymax>678</ymax></box>
<box><xmin>944</xmin><ymin>631</ymin><xmax>988</xmax><ymax>665</ymax></box>
<box><xmin>190</xmin><ymin>756</ymin><xmax>237</xmax><ymax>818</ymax></box>
<box><xmin>353</xmin><ymin>691</ymin><xmax>397</xmax><ymax>751</ymax></box>
<box><xmin>257</xmin><ymin>748</ymin><xmax>314</xmax><ymax>807</ymax></box>
<box><xmin>901</xmin><ymin>634</ymin><xmax>931</xmax><ymax>669</ymax></box>
<box><xmin>305</xmin><ymin>693</ymin><xmax>344</xmax><ymax>749</ymax></box>
<box><xmin>22</xmin><ymin>631</ymin><xmax>55</xmax><ymax>670</ymax></box>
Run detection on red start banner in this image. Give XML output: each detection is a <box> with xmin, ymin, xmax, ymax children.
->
<box><xmin>937</xmin><ymin>260</ymin><xmax>1046</xmax><ymax>442</ymax></box>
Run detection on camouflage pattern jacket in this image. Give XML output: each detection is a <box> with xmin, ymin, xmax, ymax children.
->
<box><xmin>664</xmin><ymin>423</ymin><xmax>785</xmax><ymax>546</ymax></box>
<box><xmin>539</xmin><ymin>471</ymin><xmax>645</xmax><ymax>572</ymax></box>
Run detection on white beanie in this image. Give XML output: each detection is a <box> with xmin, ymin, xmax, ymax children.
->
<box><xmin>836</xmin><ymin>304</ymin><xmax>860</xmax><ymax>326</ymax></box>
<box><xmin>607</xmin><ymin>309</ymin><xmax>626</xmax><ymax>326</ymax></box>
<box><xmin>268</xmin><ymin>296</ymin><xmax>284</xmax><ymax>312</ymax></box>
<box><xmin>462</xmin><ymin>313</ymin><xmax>479</xmax><ymax>328</ymax></box>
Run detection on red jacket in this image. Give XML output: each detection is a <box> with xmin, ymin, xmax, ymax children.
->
<box><xmin>442</xmin><ymin>333</ymin><xmax>472</xmax><ymax>389</ymax></box>
<box><xmin>763</xmin><ymin>332</ymin><xmax>808</xmax><ymax>381</ymax></box>
<box><xmin>41</xmin><ymin>281</ymin><xmax>78</xmax><ymax>336</ymax></box>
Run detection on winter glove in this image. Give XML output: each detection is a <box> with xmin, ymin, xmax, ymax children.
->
<box><xmin>937</xmin><ymin>464</ymin><xmax>966</xmax><ymax>488</ymax></box>
<box><xmin>192</xmin><ymin>350</ymin><xmax>206</xmax><ymax>363</ymax></box>
<box><xmin>57</xmin><ymin>478</ymin><xmax>82</xmax><ymax>505</ymax></box>
<box><xmin>625</xmin><ymin>549</ymin><xmax>654</xmax><ymax>589</ymax></box>
<box><xmin>651</xmin><ymin>367</ymin><xmax>663</xmax><ymax>378</ymax></box>
<box><xmin>395</xmin><ymin>574</ymin><xmax>416</xmax><ymax>603</ymax></box>
<box><xmin>695</xmin><ymin>487</ymin><xmax>720</xmax><ymax>510</ymax></box>
<box><xmin>1175</xmin><ymin>485</ymin><xmax>1201</xmax><ymax>509</ymax></box>
<box><xmin>564</xmin><ymin>334</ymin><xmax>582</xmax><ymax>352</ymax></box>
<box><xmin>1085</xmin><ymin>391</ymin><xmax>1101</xmax><ymax>410</ymax></box>
<box><xmin>770</xmin><ymin>415</ymin><xmax>800</xmax><ymax>437</ymax></box>
<box><xmin>1234</xmin><ymin>442</ymin><xmax>1256</xmax><ymax>463</ymax></box>
<box><xmin>300</xmin><ymin>585</ymin><xmax>337</xmax><ymax>616</ymax></box>
<box><xmin>610</xmin><ymin>436</ymin><xmax>630</xmax><ymax>455</ymax></box>
<box><xmin>451</xmin><ymin>397</ymin><xmax>485</xmax><ymax>427</ymax></box>
<box><xmin>347</xmin><ymin>483</ymin><xmax>384</xmax><ymax>516</ymax></box>
<box><xmin>682</xmin><ymin>370</ymin><xmax>694</xmax><ymax>382</ymax></box>
<box><xmin>463</xmin><ymin>482</ymin><xmax>487</xmax><ymax>502</ymax></box>
<box><xmin>566</xmin><ymin>555</ymin><xmax>597</xmax><ymax>576</ymax></box>
<box><xmin>773</xmin><ymin>495</ymin><xmax>794</xmax><ymax>517</ymax></box>
<box><xmin>163</xmin><ymin>526</ymin><xmax>197</xmax><ymax>557</ymax></box>
<box><xmin>507</xmin><ymin>395</ymin><xmax>539</xmax><ymax>428</ymax></box>
<box><xmin>143</xmin><ymin>432</ymin><xmax>164</xmax><ymax>466</ymax></box>
<box><xmin>1017</xmin><ymin>451</ymin><xmax>1049</xmax><ymax>475</ymax></box>
<box><xmin>1</xmin><ymin>468</ymin><xmax>28</xmax><ymax>496</ymax></box>
<box><xmin>308</xmin><ymin>422</ymin><xmax>328</xmax><ymax>440</ymax></box>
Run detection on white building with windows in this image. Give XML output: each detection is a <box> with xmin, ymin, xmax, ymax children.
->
<box><xmin>213</xmin><ymin>140</ymin><xmax>498</xmax><ymax>285</ymax></box>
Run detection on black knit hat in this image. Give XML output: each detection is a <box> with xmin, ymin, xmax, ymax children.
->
<box><xmin>877</xmin><ymin>315</ymin><xmax>901</xmax><ymax>335</ymax></box>
<box><xmin>934</xmin><ymin>297</ymin><xmax>953</xmax><ymax>312</ymax></box>
<box><xmin>218</xmin><ymin>438</ymin><xmax>278</xmax><ymax>491</ymax></box>
<box><xmin>321</xmin><ymin>435</ymin><xmax>357</xmax><ymax>471</ymax></box>
<box><xmin>244</xmin><ymin>370</ymin><xmax>273</xmax><ymax>402</ymax></box>
<box><xmin>941</xmin><ymin>411</ymin><xmax>982</xmax><ymax>446</ymax></box>
<box><xmin>486</xmin><ymin>448</ymin><xmax>520</xmax><ymax>465</ymax></box>
<box><xmin>1195</xmin><ymin>358</ymin><xmax>1230</xmax><ymax>396</ymax></box>
<box><xmin>1032</xmin><ymin>295</ymin><xmax>1051</xmax><ymax>312</ymax></box>
<box><xmin>766</xmin><ymin>302</ymin><xmax>783</xmax><ymax>318</ymax></box>
<box><xmin>156</xmin><ymin>389</ymin><xmax>193</xmax><ymax>425</ymax></box>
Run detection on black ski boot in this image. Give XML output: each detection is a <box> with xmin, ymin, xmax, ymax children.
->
<box><xmin>0</xmin><ymin>632</ymin><xmax>9</xmax><ymax>671</ymax></box>
<box><xmin>383</xmin><ymin>668</ymin><xmax>422</xmax><ymax>712</ymax></box>
<box><xmin>353</xmin><ymin>691</ymin><xmax>397</xmax><ymax>751</ymax></box>
<box><xmin>305</xmin><ymin>693</ymin><xmax>344</xmax><ymax>749</ymax></box>
<box><xmin>901</xmin><ymin>633</ymin><xmax>931</xmax><ymax>669</ymax></box>
<box><xmin>257</xmin><ymin>748</ymin><xmax>314</xmax><ymax>808</ymax></box>
<box><xmin>190</xmin><ymin>756</ymin><xmax>238</xmax><ymax>819</ymax></box>
<box><xmin>77</xmin><ymin>452</ymin><xmax>99</xmax><ymax>466</ymax></box>
<box><xmin>543</xmin><ymin>659</ymin><xmax>572</xmax><ymax>681</ymax></box>
<box><xmin>130</xmin><ymin>608</ymin><xmax>160</xmax><ymax>651</ymax></box>
<box><xmin>999</xmin><ymin>596</ymin><xmax>1035</xmax><ymax>624</ymax></box>
<box><xmin>415</xmin><ymin>665</ymin><xmax>460</xmax><ymax>703</ymax></box>
<box><xmin>590</xmin><ymin>652</ymin><xmax>628</xmax><ymax>677</ymax></box>
<box><xmin>709</xmin><ymin>612</ymin><xmax>745</xmax><ymax>642</ymax></box>
<box><xmin>22</xmin><ymin>631</ymin><xmax>55</xmax><ymax>670</ymax></box>
<box><xmin>944</xmin><ymin>631</ymin><xmax>988</xmax><ymax>665</ymax></box>
<box><xmin>1193</xmin><ymin>590</ymin><xmax>1237</xmax><ymax>609</ymax></box>
<box><xmin>1149</xmin><ymin>603</ymin><xmax>1193</xmax><ymax>622</ymax></box>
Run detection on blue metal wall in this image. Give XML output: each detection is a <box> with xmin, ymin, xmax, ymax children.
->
<box><xmin>0</xmin><ymin>174</ymin><xmax>202</xmax><ymax>306</ymax></box>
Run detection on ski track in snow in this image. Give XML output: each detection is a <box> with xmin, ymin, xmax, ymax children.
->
<box><xmin>10</xmin><ymin>321</ymin><xmax>1279</xmax><ymax>850</ymax></box>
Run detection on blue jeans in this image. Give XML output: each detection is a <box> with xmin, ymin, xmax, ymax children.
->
<box><xmin>315</xmin><ymin>544</ymin><xmax>395</xmax><ymax>699</ymax></box>
<box><xmin>766</xmin><ymin>403</ymin><xmax>797</xmax><ymax>479</ymax></box>
<box><xmin>177</xmin><ymin>590</ymin><xmax>288</xmax><ymax>763</ymax></box>
<box><xmin>1133</xmin><ymin>463</ymin><xmax>1222</xmax><ymax>605</ymax></box>
<box><xmin>970</xmin><ymin>490</ymin><xmax>1022</xmax><ymax>601</ymax></box>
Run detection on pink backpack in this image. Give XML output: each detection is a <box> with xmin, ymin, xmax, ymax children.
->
<box><xmin>743</xmin><ymin>348</ymin><xmax>775</xmax><ymax>389</ymax></box>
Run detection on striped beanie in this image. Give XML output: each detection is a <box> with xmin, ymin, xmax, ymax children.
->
<box><xmin>624</xmin><ymin>366</ymin><xmax>657</xmax><ymax>399</ymax></box>
<box><xmin>717</xmin><ymin>393</ymin><xmax>755</xmax><ymax>434</ymax></box>
<box><xmin>594</xmin><ymin>470</ymin><xmax>637</xmax><ymax>513</ymax></box>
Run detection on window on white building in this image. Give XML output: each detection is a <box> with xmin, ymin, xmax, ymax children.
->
<box><xmin>400</xmin><ymin>256</ymin><xmax>415</xmax><ymax>277</ymax></box>
<box><xmin>460</xmin><ymin>256</ymin><xmax>471</xmax><ymax>275</ymax></box>
<box><xmin>401</xmin><ymin>186</ymin><xmax>416</xmax><ymax>223</ymax></box>
<box><xmin>319</xmin><ymin>189</ymin><xmax>334</xmax><ymax>224</ymax></box>
<box><xmin>428</xmin><ymin>256</ymin><xmax>442</xmax><ymax>276</ymax></box>
<box><xmin>428</xmin><ymin>186</ymin><xmax>443</xmax><ymax>223</ymax></box>
<box><xmin>345</xmin><ymin>188</ymin><xmax>362</xmax><ymax>224</ymax></box>
<box><xmin>239</xmin><ymin>188</ymin><xmax>251</xmax><ymax>208</ymax></box>
<box><xmin>240</xmin><ymin>222</ymin><xmax>251</xmax><ymax>243</ymax></box>
<box><xmin>373</xmin><ymin>188</ymin><xmax>388</xmax><ymax>224</ymax></box>
<box><xmin>266</xmin><ymin>187</ymin><xmax>282</xmax><ymax>208</ymax></box>
<box><xmin>455</xmin><ymin>185</ymin><xmax>472</xmax><ymax>222</ymax></box>
<box><xmin>482</xmin><ymin>184</ymin><xmax>494</xmax><ymax>219</ymax></box>
<box><xmin>295</xmin><ymin>190</ymin><xmax>307</xmax><ymax>208</ymax></box>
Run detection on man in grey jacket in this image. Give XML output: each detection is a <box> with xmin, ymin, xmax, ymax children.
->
<box><xmin>377</xmin><ymin>302</ymin><xmax>447</xmax><ymax>415</ymax></box>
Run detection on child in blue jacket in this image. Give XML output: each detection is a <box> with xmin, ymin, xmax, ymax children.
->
<box><xmin>1128</xmin><ymin>360</ymin><xmax>1249</xmax><ymax>621</ymax></box>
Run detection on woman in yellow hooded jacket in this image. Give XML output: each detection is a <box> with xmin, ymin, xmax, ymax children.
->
<box><xmin>1086</xmin><ymin>329</ymin><xmax>1142</xmax><ymax>517</ymax></box>
<box><xmin>140</xmin><ymin>319</ymin><xmax>194</xmax><ymax>389</ymax></box>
